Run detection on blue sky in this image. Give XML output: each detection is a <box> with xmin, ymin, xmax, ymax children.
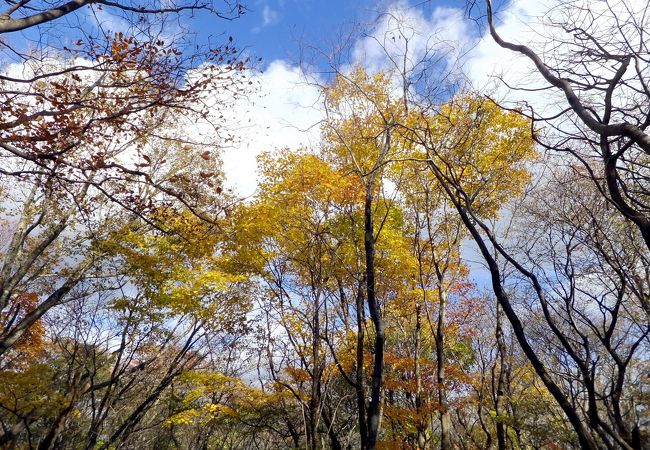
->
<box><xmin>0</xmin><ymin>0</ymin><xmax>503</xmax><ymax>72</ymax></box>
<box><xmin>200</xmin><ymin>0</ymin><xmax>464</xmax><ymax>68</ymax></box>
<box><xmin>218</xmin><ymin>0</ymin><xmax>397</xmax><ymax>63</ymax></box>
<box><xmin>0</xmin><ymin>0</ymin><xmax>537</xmax><ymax>198</ymax></box>
<box><xmin>201</xmin><ymin>0</ymin><xmax>544</xmax><ymax>198</ymax></box>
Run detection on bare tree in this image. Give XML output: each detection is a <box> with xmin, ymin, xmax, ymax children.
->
<box><xmin>483</xmin><ymin>0</ymin><xmax>650</xmax><ymax>251</ymax></box>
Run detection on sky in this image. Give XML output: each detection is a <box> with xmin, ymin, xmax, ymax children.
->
<box><xmin>202</xmin><ymin>0</ymin><xmax>461</xmax><ymax>65</ymax></box>
<box><xmin>205</xmin><ymin>0</ymin><xmax>552</xmax><ymax>288</ymax></box>
<box><xmin>2</xmin><ymin>0</ymin><xmax>543</xmax><ymax>201</ymax></box>
<box><xmin>205</xmin><ymin>0</ymin><xmax>546</xmax><ymax>197</ymax></box>
<box><xmin>2</xmin><ymin>0</ymin><xmax>646</xmax><ymax>296</ymax></box>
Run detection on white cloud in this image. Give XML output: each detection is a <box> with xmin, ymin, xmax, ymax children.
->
<box><xmin>90</xmin><ymin>7</ymin><xmax>130</xmax><ymax>34</ymax></box>
<box><xmin>262</xmin><ymin>5</ymin><xmax>279</xmax><ymax>26</ymax></box>
<box><xmin>352</xmin><ymin>2</ymin><xmax>471</xmax><ymax>78</ymax></box>
<box><xmin>464</xmin><ymin>0</ymin><xmax>565</xmax><ymax>112</ymax></box>
<box><xmin>217</xmin><ymin>1</ymin><xmax>520</xmax><ymax>199</ymax></box>
<box><xmin>216</xmin><ymin>0</ymin><xmax>645</xmax><ymax>199</ymax></box>
<box><xmin>252</xmin><ymin>4</ymin><xmax>280</xmax><ymax>33</ymax></box>
<box><xmin>220</xmin><ymin>61</ymin><xmax>323</xmax><ymax>198</ymax></box>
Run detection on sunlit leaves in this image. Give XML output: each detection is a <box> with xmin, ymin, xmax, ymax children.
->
<box><xmin>415</xmin><ymin>96</ymin><xmax>537</xmax><ymax>219</ymax></box>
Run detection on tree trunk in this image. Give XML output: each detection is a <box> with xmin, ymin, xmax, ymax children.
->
<box><xmin>415</xmin><ymin>304</ymin><xmax>427</xmax><ymax>449</ymax></box>
<box><xmin>365</xmin><ymin>192</ymin><xmax>385</xmax><ymax>450</ymax></box>
<box><xmin>435</xmin><ymin>287</ymin><xmax>451</xmax><ymax>450</ymax></box>
<box><xmin>494</xmin><ymin>304</ymin><xmax>507</xmax><ymax>450</ymax></box>
<box><xmin>309</xmin><ymin>291</ymin><xmax>323</xmax><ymax>450</ymax></box>
<box><xmin>439</xmin><ymin>189</ymin><xmax>601</xmax><ymax>450</ymax></box>
<box><xmin>321</xmin><ymin>409</ymin><xmax>343</xmax><ymax>450</ymax></box>
<box><xmin>355</xmin><ymin>279</ymin><xmax>368</xmax><ymax>449</ymax></box>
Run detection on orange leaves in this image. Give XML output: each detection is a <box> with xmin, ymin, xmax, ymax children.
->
<box><xmin>1</xmin><ymin>29</ymin><xmax>249</xmax><ymax>218</ymax></box>
<box><xmin>2</xmin><ymin>292</ymin><xmax>46</xmax><ymax>367</ymax></box>
<box><xmin>110</xmin><ymin>33</ymin><xmax>132</xmax><ymax>62</ymax></box>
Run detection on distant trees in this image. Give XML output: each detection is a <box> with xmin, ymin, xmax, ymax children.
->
<box><xmin>0</xmin><ymin>203</ymin><xmax>253</xmax><ymax>447</ymax></box>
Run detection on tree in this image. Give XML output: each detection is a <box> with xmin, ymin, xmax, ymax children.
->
<box><xmin>483</xmin><ymin>0</ymin><xmax>650</xmax><ymax>251</ymax></box>
<box><xmin>228</xmin><ymin>150</ymin><xmax>363</xmax><ymax>449</ymax></box>
<box><xmin>0</xmin><ymin>0</ymin><xmax>248</xmax><ymax>221</ymax></box>
<box><xmin>0</xmin><ymin>0</ymin><xmax>243</xmax><ymax>34</ymax></box>
<box><xmin>321</xmin><ymin>66</ymin><xmax>419</xmax><ymax>449</ymax></box>
<box><xmin>0</xmin><ymin>33</ymin><xmax>246</xmax><ymax>219</ymax></box>
<box><xmin>0</xmin><ymin>0</ymin><xmax>248</xmax><ymax>359</ymax></box>
<box><xmin>0</xmin><ymin>1</ymin><xmax>250</xmax><ymax>445</ymax></box>
<box><xmin>0</xmin><ymin>200</ymin><xmax>252</xmax><ymax>448</ymax></box>
<box><xmin>396</xmin><ymin>161</ymin><xmax>477</xmax><ymax>450</ymax></box>
<box><xmin>0</xmin><ymin>101</ymin><xmax>235</xmax><ymax>357</ymax></box>
<box><xmin>410</xmin><ymin>91</ymin><xmax>648</xmax><ymax>448</ymax></box>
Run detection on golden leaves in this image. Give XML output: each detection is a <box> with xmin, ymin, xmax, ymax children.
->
<box><xmin>420</xmin><ymin>96</ymin><xmax>537</xmax><ymax>219</ymax></box>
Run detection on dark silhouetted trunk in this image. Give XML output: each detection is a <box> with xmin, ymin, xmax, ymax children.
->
<box><xmin>365</xmin><ymin>191</ymin><xmax>385</xmax><ymax>450</ymax></box>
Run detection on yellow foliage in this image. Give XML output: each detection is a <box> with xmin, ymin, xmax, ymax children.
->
<box><xmin>412</xmin><ymin>95</ymin><xmax>537</xmax><ymax>219</ymax></box>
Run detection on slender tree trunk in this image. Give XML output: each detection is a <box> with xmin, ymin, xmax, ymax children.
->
<box><xmin>435</xmin><ymin>287</ymin><xmax>451</xmax><ymax>450</ymax></box>
<box><xmin>415</xmin><ymin>304</ymin><xmax>427</xmax><ymax>450</ymax></box>
<box><xmin>355</xmin><ymin>279</ymin><xmax>368</xmax><ymax>449</ymax></box>
<box><xmin>321</xmin><ymin>409</ymin><xmax>343</xmax><ymax>450</ymax></box>
<box><xmin>309</xmin><ymin>292</ymin><xmax>323</xmax><ymax>450</ymax></box>
<box><xmin>287</xmin><ymin>418</ymin><xmax>302</xmax><ymax>448</ymax></box>
<box><xmin>38</xmin><ymin>376</ymin><xmax>87</xmax><ymax>450</ymax></box>
<box><xmin>494</xmin><ymin>304</ymin><xmax>507</xmax><ymax>450</ymax></box>
<box><xmin>0</xmin><ymin>415</ymin><xmax>34</xmax><ymax>447</ymax></box>
<box><xmin>364</xmin><ymin>192</ymin><xmax>385</xmax><ymax>450</ymax></box>
<box><xmin>436</xmin><ymin>187</ymin><xmax>601</xmax><ymax>450</ymax></box>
